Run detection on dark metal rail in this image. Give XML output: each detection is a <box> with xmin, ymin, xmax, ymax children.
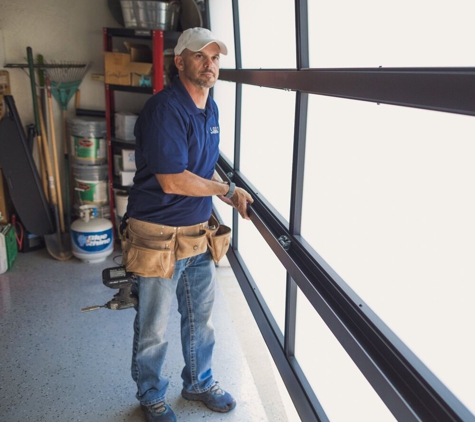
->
<box><xmin>220</xmin><ymin>68</ymin><xmax>475</xmax><ymax>116</ymax></box>
<box><xmin>217</xmin><ymin>156</ymin><xmax>475</xmax><ymax>422</ymax></box>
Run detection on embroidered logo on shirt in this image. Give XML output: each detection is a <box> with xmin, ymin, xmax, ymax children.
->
<box><xmin>210</xmin><ymin>126</ymin><xmax>219</xmax><ymax>134</ymax></box>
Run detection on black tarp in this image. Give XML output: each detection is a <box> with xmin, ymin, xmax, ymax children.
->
<box><xmin>0</xmin><ymin>95</ymin><xmax>54</xmax><ymax>236</ymax></box>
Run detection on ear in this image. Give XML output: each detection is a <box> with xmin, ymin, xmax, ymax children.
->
<box><xmin>174</xmin><ymin>55</ymin><xmax>184</xmax><ymax>72</ymax></box>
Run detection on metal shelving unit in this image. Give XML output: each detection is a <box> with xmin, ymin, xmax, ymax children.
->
<box><xmin>103</xmin><ymin>27</ymin><xmax>180</xmax><ymax>236</ymax></box>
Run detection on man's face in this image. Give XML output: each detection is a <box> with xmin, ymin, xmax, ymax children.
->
<box><xmin>177</xmin><ymin>43</ymin><xmax>221</xmax><ymax>89</ymax></box>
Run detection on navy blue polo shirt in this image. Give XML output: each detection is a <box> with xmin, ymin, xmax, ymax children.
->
<box><xmin>126</xmin><ymin>77</ymin><xmax>220</xmax><ymax>226</ymax></box>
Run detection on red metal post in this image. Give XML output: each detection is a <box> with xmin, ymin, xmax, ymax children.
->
<box><xmin>153</xmin><ymin>30</ymin><xmax>164</xmax><ymax>94</ymax></box>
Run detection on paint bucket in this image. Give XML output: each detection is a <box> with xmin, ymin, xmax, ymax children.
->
<box><xmin>72</xmin><ymin>164</ymin><xmax>109</xmax><ymax>205</ymax></box>
<box><xmin>70</xmin><ymin>135</ymin><xmax>107</xmax><ymax>164</ymax></box>
<box><xmin>68</xmin><ymin>117</ymin><xmax>107</xmax><ymax>164</ymax></box>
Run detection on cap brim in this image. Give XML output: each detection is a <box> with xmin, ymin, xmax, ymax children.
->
<box><xmin>187</xmin><ymin>40</ymin><xmax>228</xmax><ymax>55</ymax></box>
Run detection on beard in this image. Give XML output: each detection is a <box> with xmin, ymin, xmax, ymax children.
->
<box><xmin>183</xmin><ymin>67</ymin><xmax>217</xmax><ymax>89</ymax></box>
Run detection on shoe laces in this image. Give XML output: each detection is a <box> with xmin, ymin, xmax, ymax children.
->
<box><xmin>209</xmin><ymin>382</ymin><xmax>224</xmax><ymax>396</ymax></box>
<box><xmin>149</xmin><ymin>401</ymin><xmax>168</xmax><ymax>415</ymax></box>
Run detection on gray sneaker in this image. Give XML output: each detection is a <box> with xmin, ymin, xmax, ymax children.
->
<box><xmin>182</xmin><ymin>382</ymin><xmax>236</xmax><ymax>413</ymax></box>
<box><xmin>140</xmin><ymin>401</ymin><xmax>177</xmax><ymax>422</ymax></box>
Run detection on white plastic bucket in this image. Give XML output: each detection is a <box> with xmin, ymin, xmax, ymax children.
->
<box><xmin>115</xmin><ymin>190</ymin><xmax>129</xmax><ymax>218</ymax></box>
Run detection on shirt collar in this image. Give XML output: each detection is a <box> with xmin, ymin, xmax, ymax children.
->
<box><xmin>173</xmin><ymin>76</ymin><xmax>213</xmax><ymax>116</ymax></box>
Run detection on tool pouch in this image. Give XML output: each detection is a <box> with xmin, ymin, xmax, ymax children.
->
<box><xmin>175</xmin><ymin>229</ymin><xmax>208</xmax><ymax>260</ymax></box>
<box><xmin>121</xmin><ymin>222</ymin><xmax>176</xmax><ymax>279</ymax></box>
<box><xmin>120</xmin><ymin>215</ymin><xmax>232</xmax><ymax>278</ymax></box>
<box><xmin>205</xmin><ymin>215</ymin><xmax>232</xmax><ymax>264</ymax></box>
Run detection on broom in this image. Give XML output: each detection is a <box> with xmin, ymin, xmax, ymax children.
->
<box><xmin>26</xmin><ymin>47</ymin><xmax>72</xmax><ymax>261</ymax></box>
<box><xmin>45</xmin><ymin>60</ymin><xmax>92</xmax><ymax>230</ymax></box>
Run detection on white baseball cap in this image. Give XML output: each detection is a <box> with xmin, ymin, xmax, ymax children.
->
<box><xmin>174</xmin><ymin>27</ymin><xmax>228</xmax><ymax>56</ymax></box>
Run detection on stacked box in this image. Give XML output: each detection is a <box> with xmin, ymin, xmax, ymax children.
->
<box><xmin>121</xmin><ymin>149</ymin><xmax>136</xmax><ymax>171</ymax></box>
<box><xmin>104</xmin><ymin>43</ymin><xmax>153</xmax><ymax>86</ymax></box>
<box><xmin>0</xmin><ymin>223</ymin><xmax>18</xmax><ymax>274</ymax></box>
<box><xmin>104</xmin><ymin>52</ymin><xmax>131</xmax><ymax>85</ymax></box>
<box><xmin>115</xmin><ymin>112</ymin><xmax>138</xmax><ymax>141</ymax></box>
<box><xmin>120</xmin><ymin>170</ymin><xmax>135</xmax><ymax>186</ymax></box>
<box><xmin>120</xmin><ymin>148</ymin><xmax>136</xmax><ymax>185</ymax></box>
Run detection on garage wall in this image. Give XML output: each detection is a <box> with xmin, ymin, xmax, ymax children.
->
<box><xmin>0</xmin><ymin>0</ymin><xmax>119</xmax><ymax>136</ymax></box>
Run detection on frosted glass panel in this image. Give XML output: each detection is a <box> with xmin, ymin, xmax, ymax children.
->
<box><xmin>213</xmin><ymin>80</ymin><xmax>236</xmax><ymax>164</ymax></box>
<box><xmin>238</xmin><ymin>220</ymin><xmax>287</xmax><ymax>333</ymax></box>
<box><xmin>308</xmin><ymin>0</ymin><xmax>475</xmax><ymax>67</ymax></box>
<box><xmin>240</xmin><ymin>85</ymin><xmax>295</xmax><ymax>222</ymax></box>
<box><xmin>238</xmin><ymin>0</ymin><xmax>296</xmax><ymax>68</ymax></box>
<box><xmin>302</xmin><ymin>95</ymin><xmax>475</xmax><ymax>414</ymax></box>
<box><xmin>208</xmin><ymin>0</ymin><xmax>236</xmax><ymax>69</ymax></box>
<box><xmin>213</xmin><ymin>196</ymin><xmax>233</xmax><ymax>231</ymax></box>
<box><xmin>296</xmin><ymin>289</ymin><xmax>396</xmax><ymax>421</ymax></box>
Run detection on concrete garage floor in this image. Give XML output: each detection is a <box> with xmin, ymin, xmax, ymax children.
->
<box><xmin>0</xmin><ymin>248</ymin><xmax>299</xmax><ymax>422</ymax></box>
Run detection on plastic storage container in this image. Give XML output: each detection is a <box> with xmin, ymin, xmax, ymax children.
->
<box><xmin>114</xmin><ymin>190</ymin><xmax>129</xmax><ymax>219</ymax></box>
<box><xmin>114</xmin><ymin>189</ymin><xmax>129</xmax><ymax>228</ymax></box>
<box><xmin>0</xmin><ymin>224</ymin><xmax>18</xmax><ymax>274</ymax></box>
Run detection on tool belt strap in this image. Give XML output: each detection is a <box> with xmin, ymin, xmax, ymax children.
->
<box><xmin>121</xmin><ymin>215</ymin><xmax>231</xmax><ymax>278</ymax></box>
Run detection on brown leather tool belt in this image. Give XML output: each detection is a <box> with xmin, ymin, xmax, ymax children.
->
<box><xmin>120</xmin><ymin>215</ymin><xmax>231</xmax><ymax>279</ymax></box>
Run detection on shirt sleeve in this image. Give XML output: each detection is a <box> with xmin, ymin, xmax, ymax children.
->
<box><xmin>140</xmin><ymin>103</ymin><xmax>189</xmax><ymax>175</ymax></box>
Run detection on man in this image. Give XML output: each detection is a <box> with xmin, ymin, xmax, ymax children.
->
<box><xmin>123</xmin><ymin>27</ymin><xmax>254</xmax><ymax>422</ymax></box>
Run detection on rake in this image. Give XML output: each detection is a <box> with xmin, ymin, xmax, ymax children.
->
<box><xmin>45</xmin><ymin>60</ymin><xmax>92</xmax><ymax>229</ymax></box>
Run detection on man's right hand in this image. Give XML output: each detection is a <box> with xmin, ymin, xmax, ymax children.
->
<box><xmin>230</xmin><ymin>187</ymin><xmax>254</xmax><ymax>220</ymax></box>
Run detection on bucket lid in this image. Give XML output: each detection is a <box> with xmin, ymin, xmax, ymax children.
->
<box><xmin>68</xmin><ymin>116</ymin><xmax>107</xmax><ymax>137</ymax></box>
<box><xmin>72</xmin><ymin>163</ymin><xmax>109</xmax><ymax>179</ymax></box>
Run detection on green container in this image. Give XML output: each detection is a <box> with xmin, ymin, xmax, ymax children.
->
<box><xmin>0</xmin><ymin>224</ymin><xmax>18</xmax><ymax>273</ymax></box>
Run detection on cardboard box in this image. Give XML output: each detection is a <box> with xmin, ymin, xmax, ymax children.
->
<box><xmin>130</xmin><ymin>62</ymin><xmax>153</xmax><ymax>87</ymax></box>
<box><xmin>91</xmin><ymin>73</ymin><xmax>105</xmax><ymax>82</ymax></box>
<box><xmin>104</xmin><ymin>52</ymin><xmax>131</xmax><ymax>85</ymax></box>
<box><xmin>104</xmin><ymin>42</ymin><xmax>153</xmax><ymax>86</ymax></box>
<box><xmin>127</xmin><ymin>42</ymin><xmax>153</xmax><ymax>87</ymax></box>
<box><xmin>125</xmin><ymin>42</ymin><xmax>152</xmax><ymax>62</ymax></box>
<box><xmin>0</xmin><ymin>70</ymin><xmax>10</xmax><ymax>94</ymax></box>
<box><xmin>0</xmin><ymin>70</ymin><xmax>11</xmax><ymax>120</ymax></box>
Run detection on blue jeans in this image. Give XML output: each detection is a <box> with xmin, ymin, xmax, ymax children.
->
<box><xmin>131</xmin><ymin>250</ymin><xmax>217</xmax><ymax>406</ymax></box>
